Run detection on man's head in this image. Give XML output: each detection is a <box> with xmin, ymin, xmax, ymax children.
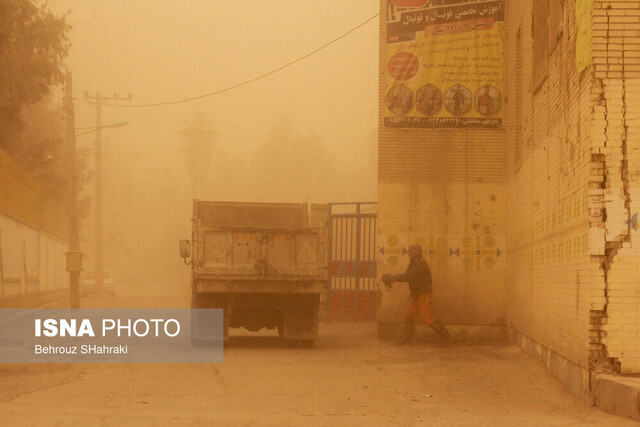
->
<box><xmin>408</xmin><ymin>243</ymin><xmax>422</xmax><ymax>260</ymax></box>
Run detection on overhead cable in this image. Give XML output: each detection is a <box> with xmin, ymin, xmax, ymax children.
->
<box><xmin>74</xmin><ymin>12</ymin><xmax>379</xmax><ymax>108</ymax></box>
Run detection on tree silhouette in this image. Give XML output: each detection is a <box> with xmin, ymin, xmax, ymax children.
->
<box><xmin>0</xmin><ymin>0</ymin><xmax>69</xmax><ymax>149</ymax></box>
<box><xmin>179</xmin><ymin>112</ymin><xmax>219</xmax><ymax>198</ymax></box>
<box><xmin>251</xmin><ymin>118</ymin><xmax>343</xmax><ymax>203</ymax></box>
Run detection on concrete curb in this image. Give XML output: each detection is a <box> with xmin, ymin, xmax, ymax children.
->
<box><xmin>509</xmin><ymin>328</ymin><xmax>640</xmax><ymax>422</ymax></box>
<box><xmin>592</xmin><ymin>374</ymin><xmax>640</xmax><ymax>422</ymax></box>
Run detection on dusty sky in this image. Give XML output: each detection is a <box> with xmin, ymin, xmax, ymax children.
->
<box><xmin>49</xmin><ymin>0</ymin><xmax>379</xmax><ymax>201</ymax></box>
<box><xmin>45</xmin><ymin>0</ymin><xmax>379</xmax><ymax>284</ymax></box>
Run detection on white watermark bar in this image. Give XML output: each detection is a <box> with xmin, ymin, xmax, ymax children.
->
<box><xmin>0</xmin><ymin>309</ymin><xmax>223</xmax><ymax>363</ymax></box>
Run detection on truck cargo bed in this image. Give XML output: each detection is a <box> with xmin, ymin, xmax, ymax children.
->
<box><xmin>184</xmin><ymin>200</ymin><xmax>327</xmax><ymax>344</ymax></box>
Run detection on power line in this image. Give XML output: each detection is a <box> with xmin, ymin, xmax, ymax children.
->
<box><xmin>74</xmin><ymin>12</ymin><xmax>379</xmax><ymax>109</ymax></box>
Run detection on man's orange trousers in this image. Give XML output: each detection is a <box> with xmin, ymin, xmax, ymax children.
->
<box><xmin>404</xmin><ymin>293</ymin><xmax>436</xmax><ymax>325</ymax></box>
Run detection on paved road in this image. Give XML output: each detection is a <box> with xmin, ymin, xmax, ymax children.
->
<box><xmin>0</xmin><ymin>289</ymin><xmax>635</xmax><ymax>426</ymax></box>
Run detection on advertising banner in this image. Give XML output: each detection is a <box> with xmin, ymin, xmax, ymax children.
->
<box><xmin>384</xmin><ymin>0</ymin><xmax>504</xmax><ymax>128</ymax></box>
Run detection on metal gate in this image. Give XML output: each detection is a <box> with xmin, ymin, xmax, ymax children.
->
<box><xmin>327</xmin><ymin>202</ymin><xmax>377</xmax><ymax>321</ymax></box>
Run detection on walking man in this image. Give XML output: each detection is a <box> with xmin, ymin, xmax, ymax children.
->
<box><xmin>382</xmin><ymin>243</ymin><xmax>452</xmax><ymax>345</ymax></box>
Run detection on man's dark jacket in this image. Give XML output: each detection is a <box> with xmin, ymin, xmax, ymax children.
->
<box><xmin>395</xmin><ymin>256</ymin><xmax>432</xmax><ymax>298</ymax></box>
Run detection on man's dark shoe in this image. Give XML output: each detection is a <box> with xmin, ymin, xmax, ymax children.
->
<box><xmin>430</xmin><ymin>320</ymin><xmax>453</xmax><ymax>344</ymax></box>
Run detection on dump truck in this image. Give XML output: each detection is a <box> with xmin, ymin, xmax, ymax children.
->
<box><xmin>180</xmin><ymin>201</ymin><xmax>326</xmax><ymax>346</ymax></box>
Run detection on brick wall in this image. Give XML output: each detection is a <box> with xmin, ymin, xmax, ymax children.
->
<box><xmin>590</xmin><ymin>0</ymin><xmax>640</xmax><ymax>374</ymax></box>
<box><xmin>505</xmin><ymin>0</ymin><xmax>640</xmax><ymax>374</ymax></box>
<box><xmin>377</xmin><ymin>1</ymin><xmax>508</xmax><ymax>325</ymax></box>
<box><xmin>505</xmin><ymin>0</ymin><xmax>594</xmax><ymax>370</ymax></box>
<box><xmin>378</xmin><ymin>0</ymin><xmax>640</xmax><ymax>374</ymax></box>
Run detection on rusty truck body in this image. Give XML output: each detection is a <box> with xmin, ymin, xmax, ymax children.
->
<box><xmin>182</xmin><ymin>200</ymin><xmax>326</xmax><ymax>345</ymax></box>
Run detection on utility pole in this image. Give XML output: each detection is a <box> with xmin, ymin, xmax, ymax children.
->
<box><xmin>84</xmin><ymin>91</ymin><xmax>131</xmax><ymax>295</ymax></box>
<box><xmin>64</xmin><ymin>72</ymin><xmax>82</xmax><ymax>308</ymax></box>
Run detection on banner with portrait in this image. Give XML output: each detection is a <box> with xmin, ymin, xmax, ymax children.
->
<box><xmin>384</xmin><ymin>0</ymin><xmax>504</xmax><ymax>128</ymax></box>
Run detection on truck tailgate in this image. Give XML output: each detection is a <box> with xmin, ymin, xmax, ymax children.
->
<box><xmin>197</xmin><ymin>227</ymin><xmax>325</xmax><ymax>277</ymax></box>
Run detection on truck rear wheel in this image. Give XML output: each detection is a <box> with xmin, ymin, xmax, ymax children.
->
<box><xmin>191</xmin><ymin>292</ymin><xmax>229</xmax><ymax>342</ymax></box>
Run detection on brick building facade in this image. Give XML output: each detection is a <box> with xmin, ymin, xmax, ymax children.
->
<box><xmin>378</xmin><ymin>0</ymin><xmax>640</xmax><ymax>402</ymax></box>
<box><xmin>505</xmin><ymin>0</ymin><xmax>640</xmax><ymax>382</ymax></box>
<box><xmin>377</xmin><ymin>0</ymin><xmax>508</xmax><ymax>334</ymax></box>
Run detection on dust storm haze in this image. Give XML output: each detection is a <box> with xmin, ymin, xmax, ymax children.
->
<box><xmin>48</xmin><ymin>0</ymin><xmax>379</xmax><ymax>288</ymax></box>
